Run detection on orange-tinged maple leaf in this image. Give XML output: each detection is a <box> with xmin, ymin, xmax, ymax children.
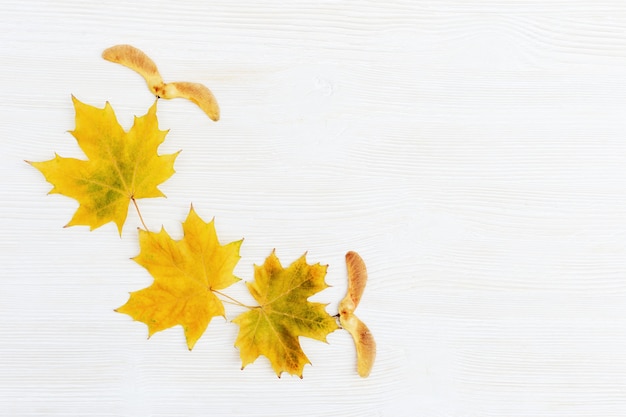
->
<box><xmin>116</xmin><ymin>206</ymin><xmax>242</xmax><ymax>350</ymax></box>
<box><xmin>233</xmin><ymin>251</ymin><xmax>339</xmax><ymax>378</ymax></box>
<box><xmin>28</xmin><ymin>96</ymin><xmax>178</xmax><ymax>234</ymax></box>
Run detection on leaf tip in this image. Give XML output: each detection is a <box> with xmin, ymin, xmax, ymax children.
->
<box><xmin>103</xmin><ymin>101</ymin><xmax>115</xmax><ymax>115</ymax></box>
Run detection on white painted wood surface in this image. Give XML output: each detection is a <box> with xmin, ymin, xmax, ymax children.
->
<box><xmin>2</xmin><ymin>1</ymin><xmax>626</xmax><ymax>416</ymax></box>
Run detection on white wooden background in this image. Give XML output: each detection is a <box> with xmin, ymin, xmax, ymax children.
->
<box><xmin>2</xmin><ymin>1</ymin><xmax>626</xmax><ymax>416</ymax></box>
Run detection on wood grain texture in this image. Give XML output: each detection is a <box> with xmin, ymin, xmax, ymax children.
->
<box><xmin>3</xmin><ymin>0</ymin><xmax>626</xmax><ymax>416</ymax></box>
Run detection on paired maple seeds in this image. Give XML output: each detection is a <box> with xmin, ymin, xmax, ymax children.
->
<box><xmin>102</xmin><ymin>44</ymin><xmax>220</xmax><ymax>121</ymax></box>
<box><xmin>340</xmin><ymin>251</ymin><xmax>376</xmax><ymax>378</ymax></box>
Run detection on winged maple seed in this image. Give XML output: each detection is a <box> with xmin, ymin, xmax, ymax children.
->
<box><xmin>28</xmin><ymin>97</ymin><xmax>178</xmax><ymax>235</ymax></box>
<box><xmin>339</xmin><ymin>251</ymin><xmax>376</xmax><ymax>377</ymax></box>
<box><xmin>102</xmin><ymin>44</ymin><xmax>220</xmax><ymax>121</ymax></box>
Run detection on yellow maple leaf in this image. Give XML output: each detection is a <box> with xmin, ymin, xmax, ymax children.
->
<box><xmin>116</xmin><ymin>206</ymin><xmax>242</xmax><ymax>350</ymax></box>
<box><xmin>28</xmin><ymin>96</ymin><xmax>178</xmax><ymax>234</ymax></box>
<box><xmin>233</xmin><ymin>251</ymin><xmax>339</xmax><ymax>378</ymax></box>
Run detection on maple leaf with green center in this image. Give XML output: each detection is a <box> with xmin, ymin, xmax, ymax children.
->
<box><xmin>233</xmin><ymin>251</ymin><xmax>339</xmax><ymax>378</ymax></box>
<box><xmin>116</xmin><ymin>206</ymin><xmax>242</xmax><ymax>350</ymax></box>
<box><xmin>28</xmin><ymin>96</ymin><xmax>178</xmax><ymax>234</ymax></box>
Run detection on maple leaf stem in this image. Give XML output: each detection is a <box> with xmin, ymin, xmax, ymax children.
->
<box><xmin>213</xmin><ymin>289</ymin><xmax>257</xmax><ymax>310</ymax></box>
<box><xmin>131</xmin><ymin>197</ymin><xmax>150</xmax><ymax>231</ymax></box>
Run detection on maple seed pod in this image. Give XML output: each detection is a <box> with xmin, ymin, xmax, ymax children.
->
<box><xmin>339</xmin><ymin>251</ymin><xmax>376</xmax><ymax>377</ymax></box>
<box><xmin>102</xmin><ymin>44</ymin><xmax>220</xmax><ymax>121</ymax></box>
